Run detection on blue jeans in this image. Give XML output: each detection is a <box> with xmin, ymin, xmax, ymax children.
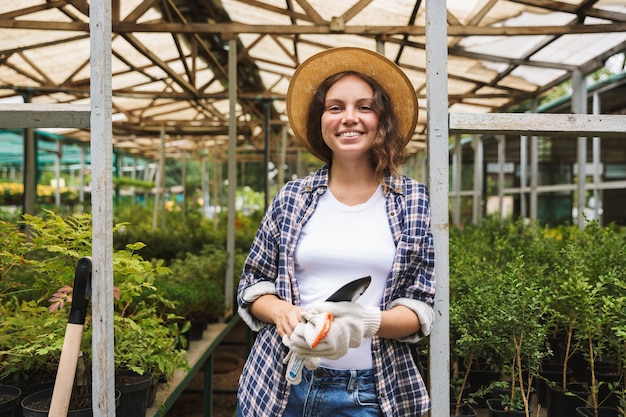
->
<box><xmin>282</xmin><ymin>367</ymin><xmax>383</xmax><ymax>417</ymax></box>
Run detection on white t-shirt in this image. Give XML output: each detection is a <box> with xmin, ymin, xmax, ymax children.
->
<box><xmin>294</xmin><ymin>185</ymin><xmax>396</xmax><ymax>369</ymax></box>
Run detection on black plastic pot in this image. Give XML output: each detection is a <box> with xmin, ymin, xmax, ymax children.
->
<box><xmin>0</xmin><ymin>385</ymin><xmax>22</xmax><ymax>417</ymax></box>
<box><xmin>5</xmin><ymin>375</ymin><xmax>54</xmax><ymax>417</ymax></box>
<box><xmin>486</xmin><ymin>398</ymin><xmax>529</xmax><ymax>417</ymax></box>
<box><xmin>466</xmin><ymin>368</ymin><xmax>500</xmax><ymax>407</ymax></box>
<box><xmin>575</xmin><ymin>406</ymin><xmax>620</xmax><ymax>417</ymax></box>
<box><xmin>115</xmin><ymin>370</ymin><xmax>153</xmax><ymax>417</ymax></box>
<box><xmin>595</xmin><ymin>365</ymin><xmax>623</xmax><ymax>409</ymax></box>
<box><xmin>20</xmin><ymin>387</ymin><xmax>120</xmax><ymax>417</ymax></box>
<box><xmin>537</xmin><ymin>364</ymin><xmax>572</xmax><ymax>407</ymax></box>
<box><xmin>546</xmin><ymin>382</ymin><xmax>589</xmax><ymax>417</ymax></box>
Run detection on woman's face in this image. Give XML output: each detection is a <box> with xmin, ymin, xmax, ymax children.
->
<box><xmin>320</xmin><ymin>74</ymin><xmax>379</xmax><ymax>161</ymax></box>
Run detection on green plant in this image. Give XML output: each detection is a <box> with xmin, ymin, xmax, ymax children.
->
<box><xmin>112</xmin><ymin>305</ymin><xmax>189</xmax><ymax>379</ymax></box>
<box><xmin>490</xmin><ymin>254</ymin><xmax>550</xmax><ymax>417</ymax></box>
<box><xmin>0</xmin><ymin>297</ymin><xmax>66</xmax><ymax>384</ymax></box>
<box><xmin>450</xmin><ymin>270</ymin><xmax>506</xmax><ymax>414</ymax></box>
<box><xmin>0</xmin><ymin>211</ymin><xmax>189</xmax><ymax>385</ymax></box>
<box><xmin>546</xmin><ymin>236</ymin><xmax>590</xmax><ymax>390</ymax></box>
<box><xmin>155</xmin><ymin>245</ymin><xmax>228</xmax><ymax>323</ymax></box>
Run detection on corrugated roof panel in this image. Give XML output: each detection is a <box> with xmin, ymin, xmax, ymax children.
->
<box><xmin>534</xmin><ymin>32</ymin><xmax>626</xmax><ymax>66</ymax></box>
<box><xmin>0</xmin><ymin>0</ymin><xmax>624</xmax><ymax>158</ymax></box>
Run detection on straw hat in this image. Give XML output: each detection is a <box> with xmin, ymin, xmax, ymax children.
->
<box><xmin>286</xmin><ymin>47</ymin><xmax>418</xmax><ymax>161</ymax></box>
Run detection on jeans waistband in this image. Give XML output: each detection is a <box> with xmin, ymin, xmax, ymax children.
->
<box><xmin>303</xmin><ymin>366</ymin><xmax>375</xmax><ymax>389</ymax></box>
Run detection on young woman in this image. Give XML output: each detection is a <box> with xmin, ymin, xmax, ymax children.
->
<box><xmin>237</xmin><ymin>47</ymin><xmax>436</xmax><ymax>417</ymax></box>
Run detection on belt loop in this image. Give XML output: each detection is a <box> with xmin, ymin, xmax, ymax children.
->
<box><xmin>347</xmin><ymin>369</ymin><xmax>357</xmax><ymax>392</ymax></box>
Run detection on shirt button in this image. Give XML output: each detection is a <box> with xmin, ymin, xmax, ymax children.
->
<box><xmin>396</xmin><ymin>187</ymin><xmax>402</xmax><ymax>193</ymax></box>
<box><xmin>390</xmin><ymin>211</ymin><xmax>395</xmax><ymax>216</ymax></box>
<box><xmin>305</xmin><ymin>185</ymin><xmax>311</xmax><ymax>191</ymax></box>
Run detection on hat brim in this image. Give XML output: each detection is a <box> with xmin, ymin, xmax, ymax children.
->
<box><xmin>286</xmin><ymin>47</ymin><xmax>418</xmax><ymax>161</ymax></box>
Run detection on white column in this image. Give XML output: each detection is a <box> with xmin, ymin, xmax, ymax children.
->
<box><xmin>425</xmin><ymin>0</ymin><xmax>450</xmax><ymax>415</ymax></box>
<box><xmin>225</xmin><ymin>37</ymin><xmax>237</xmax><ymax>316</ymax></box>
<box><xmin>572</xmin><ymin>69</ymin><xmax>587</xmax><ymax>229</ymax></box>
<box><xmin>90</xmin><ymin>0</ymin><xmax>115</xmax><ymax>415</ymax></box>
<box><xmin>472</xmin><ymin>136</ymin><xmax>483</xmax><ymax>225</ymax></box>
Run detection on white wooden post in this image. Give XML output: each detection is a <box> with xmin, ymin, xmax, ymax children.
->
<box><xmin>90</xmin><ymin>0</ymin><xmax>115</xmax><ymax>415</ymax></box>
<box><xmin>425</xmin><ymin>0</ymin><xmax>450</xmax><ymax>415</ymax></box>
<box><xmin>573</xmin><ymin>69</ymin><xmax>587</xmax><ymax>229</ymax></box>
<box><xmin>225</xmin><ymin>37</ymin><xmax>237</xmax><ymax>316</ymax></box>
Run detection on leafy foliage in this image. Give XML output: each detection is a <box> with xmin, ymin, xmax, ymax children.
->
<box><xmin>450</xmin><ymin>217</ymin><xmax>625</xmax><ymax>416</ymax></box>
<box><xmin>0</xmin><ymin>211</ymin><xmax>188</xmax><ymax>384</ymax></box>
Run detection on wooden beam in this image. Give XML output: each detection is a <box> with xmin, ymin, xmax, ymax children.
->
<box><xmin>1</xmin><ymin>19</ymin><xmax>626</xmax><ymax>36</ymax></box>
<box><xmin>294</xmin><ymin>0</ymin><xmax>325</xmax><ymax>25</ymax></box>
<box><xmin>115</xmin><ymin>22</ymin><xmax>626</xmax><ymax>36</ymax></box>
<box><xmin>341</xmin><ymin>0</ymin><xmax>374</xmax><ymax>23</ymax></box>
<box><xmin>0</xmin><ymin>103</ymin><xmax>90</xmax><ymax>128</ymax></box>
<box><xmin>449</xmin><ymin>113</ymin><xmax>626</xmax><ymax>138</ymax></box>
<box><xmin>237</xmin><ymin>0</ymin><xmax>311</xmax><ymax>22</ymax></box>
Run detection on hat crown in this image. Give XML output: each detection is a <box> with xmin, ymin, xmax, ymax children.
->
<box><xmin>286</xmin><ymin>47</ymin><xmax>418</xmax><ymax>162</ymax></box>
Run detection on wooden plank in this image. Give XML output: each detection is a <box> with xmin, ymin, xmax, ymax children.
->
<box><xmin>0</xmin><ymin>103</ymin><xmax>90</xmax><ymax>128</ymax></box>
<box><xmin>449</xmin><ymin>113</ymin><xmax>626</xmax><ymax>138</ymax></box>
<box><xmin>3</xmin><ymin>19</ymin><xmax>626</xmax><ymax>36</ymax></box>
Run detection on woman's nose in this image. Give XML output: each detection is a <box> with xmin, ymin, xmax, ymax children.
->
<box><xmin>342</xmin><ymin>107</ymin><xmax>358</xmax><ymax>123</ymax></box>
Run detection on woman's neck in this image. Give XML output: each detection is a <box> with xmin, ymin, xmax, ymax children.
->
<box><xmin>328</xmin><ymin>160</ymin><xmax>379</xmax><ymax>206</ymax></box>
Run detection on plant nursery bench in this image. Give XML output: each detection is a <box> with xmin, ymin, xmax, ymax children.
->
<box><xmin>147</xmin><ymin>315</ymin><xmax>241</xmax><ymax>417</ymax></box>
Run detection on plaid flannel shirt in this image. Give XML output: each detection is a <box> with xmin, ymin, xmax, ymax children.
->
<box><xmin>237</xmin><ymin>166</ymin><xmax>436</xmax><ymax>417</ymax></box>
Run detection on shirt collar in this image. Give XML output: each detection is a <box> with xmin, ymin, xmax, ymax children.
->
<box><xmin>302</xmin><ymin>165</ymin><xmax>405</xmax><ymax>196</ymax></box>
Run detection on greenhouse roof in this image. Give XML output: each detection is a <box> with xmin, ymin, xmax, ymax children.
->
<box><xmin>1</xmin><ymin>130</ymin><xmax>94</xmax><ymax>165</ymax></box>
<box><xmin>0</xmin><ymin>1</ymin><xmax>625</xmax><ymax>160</ymax></box>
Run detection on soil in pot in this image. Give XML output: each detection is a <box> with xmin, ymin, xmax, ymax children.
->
<box><xmin>115</xmin><ymin>370</ymin><xmax>153</xmax><ymax>417</ymax></box>
<box><xmin>546</xmin><ymin>382</ymin><xmax>589</xmax><ymax>417</ymax></box>
<box><xmin>0</xmin><ymin>385</ymin><xmax>22</xmax><ymax>417</ymax></box>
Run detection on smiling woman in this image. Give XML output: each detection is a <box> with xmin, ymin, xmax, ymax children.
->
<box><xmin>237</xmin><ymin>47</ymin><xmax>435</xmax><ymax>417</ymax></box>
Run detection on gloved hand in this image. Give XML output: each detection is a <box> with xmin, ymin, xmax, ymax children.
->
<box><xmin>288</xmin><ymin>302</ymin><xmax>381</xmax><ymax>360</ymax></box>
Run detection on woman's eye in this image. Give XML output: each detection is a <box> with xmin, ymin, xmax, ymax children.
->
<box><xmin>327</xmin><ymin>105</ymin><xmax>343</xmax><ymax>112</ymax></box>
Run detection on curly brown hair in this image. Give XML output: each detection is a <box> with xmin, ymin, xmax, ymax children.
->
<box><xmin>305</xmin><ymin>71</ymin><xmax>406</xmax><ymax>181</ymax></box>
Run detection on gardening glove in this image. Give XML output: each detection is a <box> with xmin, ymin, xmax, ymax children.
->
<box><xmin>289</xmin><ymin>302</ymin><xmax>381</xmax><ymax>360</ymax></box>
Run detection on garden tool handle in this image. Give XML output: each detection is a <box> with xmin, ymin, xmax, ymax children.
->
<box><xmin>49</xmin><ymin>324</ymin><xmax>84</xmax><ymax>417</ymax></box>
<box><xmin>49</xmin><ymin>257</ymin><xmax>92</xmax><ymax>417</ymax></box>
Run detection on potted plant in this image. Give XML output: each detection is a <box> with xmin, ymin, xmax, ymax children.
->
<box><xmin>450</xmin><ymin>272</ymin><xmax>505</xmax><ymax>414</ymax></box>
<box><xmin>0</xmin><ymin>212</ymin><xmax>189</xmax><ymax>416</ymax></box>
<box><xmin>485</xmin><ymin>254</ymin><xmax>550</xmax><ymax>417</ymax></box>
<box><xmin>449</xmin><ymin>223</ymin><xmax>508</xmax><ymax>413</ymax></box>
<box><xmin>541</xmin><ymin>233</ymin><xmax>595</xmax><ymax>417</ymax></box>
<box><xmin>565</xmin><ymin>224</ymin><xmax>624</xmax><ymax>417</ymax></box>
